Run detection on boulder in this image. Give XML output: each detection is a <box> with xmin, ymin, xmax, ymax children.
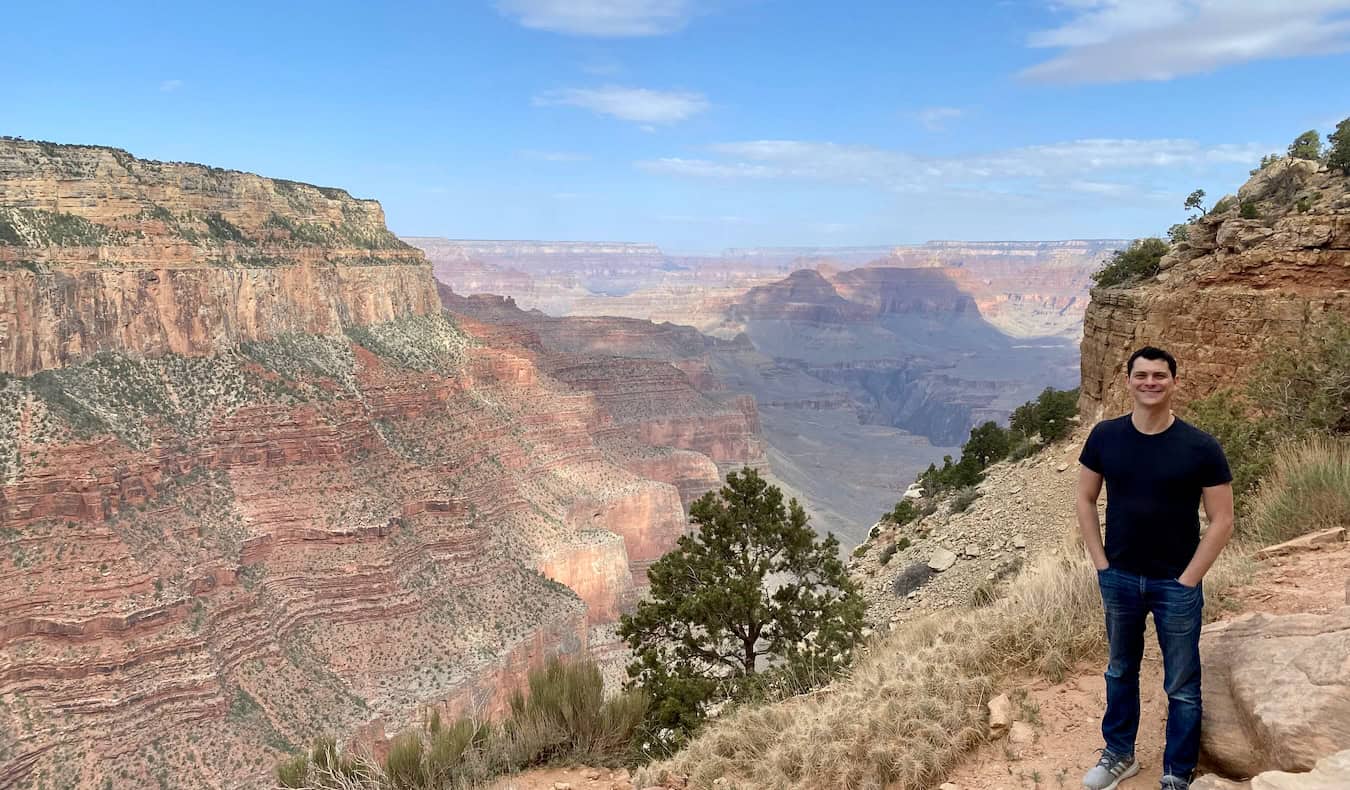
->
<box><xmin>928</xmin><ymin>548</ymin><xmax>958</xmax><ymax>572</ymax></box>
<box><xmin>892</xmin><ymin>562</ymin><xmax>934</xmax><ymax>596</ymax></box>
<box><xmin>1195</xmin><ymin>749</ymin><xmax>1350</xmax><ymax>790</ymax></box>
<box><xmin>987</xmin><ymin>693</ymin><xmax>1013</xmax><ymax>738</ymax></box>
<box><xmin>1200</xmin><ymin>608</ymin><xmax>1350</xmax><ymax>777</ymax></box>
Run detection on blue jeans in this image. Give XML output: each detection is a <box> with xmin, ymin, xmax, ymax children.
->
<box><xmin>1097</xmin><ymin>566</ymin><xmax>1204</xmax><ymax>780</ymax></box>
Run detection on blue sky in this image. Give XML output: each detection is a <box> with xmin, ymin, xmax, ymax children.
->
<box><xmin>4</xmin><ymin>1</ymin><xmax>1350</xmax><ymax>252</ymax></box>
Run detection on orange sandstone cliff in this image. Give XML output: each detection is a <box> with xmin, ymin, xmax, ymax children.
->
<box><xmin>1079</xmin><ymin>158</ymin><xmax>1350</xmax><ymax>420</ymax></box>
<box><xmin>0</xmin><ymin>140</ymin><xmax>725</xmax><ymax>789</ymax></box>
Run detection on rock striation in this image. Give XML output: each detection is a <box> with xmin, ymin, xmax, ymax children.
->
<box><xmin>0</xmin><ymin>140</ymin><xmax>706</xmax><ymax>789</ymax></box>
<box><xmin>440</xmin><ymin>290</ymin><xmax>765</xmax><ymax>508</ymax></box>
<box><xmin>1079</xmin><ymin>159</ymin><xmax>1350</xmax><ymax>420</ymax></box>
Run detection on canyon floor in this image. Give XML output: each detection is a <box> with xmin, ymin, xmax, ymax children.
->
<box><xmin>494</xmin><ymin>539</ymin><xmax>1350</xmax><ymax>790</ymax></box>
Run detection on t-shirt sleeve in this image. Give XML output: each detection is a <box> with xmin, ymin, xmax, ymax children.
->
<box><xmin>1078</xmin><ymin>423</ymin><xmax>1105</xmax><ymax>474</ymax></box>
<box><xmin>1198</xmin><ymin>436</ymin><xmax>1233</xmax><ymax>487</ymax></box>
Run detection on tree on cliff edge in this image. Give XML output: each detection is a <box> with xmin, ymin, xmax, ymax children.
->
<box><xmin>619</xmin><ymin>467</ymin><xmax>864</xmax><ymax>748</ymax></box>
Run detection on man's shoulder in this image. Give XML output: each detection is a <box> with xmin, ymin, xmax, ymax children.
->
<box><xmin>1171</xmin><ymin>418</ymin><xmax>1227</xmax><ymax>459</ymax></box>
<box><xmin>1172</xmin><ymin>417</ymin><xmax>1221</xmax><ymax>446</ymax></box>
<box><xmin>1088</xmin><ymin>414</ymin><xmax>1132</xmax><ymax>436</ymax></box>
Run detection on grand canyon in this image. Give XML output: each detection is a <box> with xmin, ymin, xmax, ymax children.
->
<box><xmin>0</xmin><ymin>138</ymin><xmax>1115</xmax><ymax>787</ymax></box>
<box><xmin>418</xmin><ymin>236</ymin><xmax>1114</xmax><ymax>542</ymax></box>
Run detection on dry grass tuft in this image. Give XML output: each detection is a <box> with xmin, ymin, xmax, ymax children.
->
<box><xmin>1247</xmin><ymin>438</ymin><xmax>1350</xmax><ymax>547</ymax></box>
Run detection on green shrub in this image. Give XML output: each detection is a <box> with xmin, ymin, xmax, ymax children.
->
<box><xmin>1167</xmin><ymin>222</ymin><xmax>1190</xmax><ymax>244</ymax></box>
<box><xmin>878</xmin><ymin>540</ymin><xmax>905</xmax><ymax>566</ymax></box>
<box><xmin>950</xmin><ymin>487</ymin><xmax>979</xmax><ymax>513</ymax></box>
<box><xmin>1296</xmin><ymin>197</ymin><xmax>1313</xmax><ymax>213</ymax></box>
<box><xmin>1249</xmin><ymin>154</ymin><xmax>1282</xmax><ymax>175</ymax></box>
<box><xmin>276</xmin><ymin>755</ymin><xmax>309</xmax><ymax>788</ymax></box>
<box><xmin>1288</xmin><ymin>130</ymin><xmax>1322</xmax><ymax>160</ymax></box>
<box><xmin>1184</xmin><ymin>389</ymin><xmax>1272</xmax><ymax>505</ymax></box>
<box><xmin>882</xmin><ymin>498</ymin><xmax>920</xmax><ymax>526</ymax></box>
<box><xmin>1248</xmin><ymin>439</ymin><xmax>1350</xmax><ymax>548</ymax></box>
<box><xmin>1251</xmin><ymin>316</ymin><xmax>1350</xmax><ymax>436</ymax></box>
<box><xmin>504</xmin><ymin>658</ymin><xmax>647</xmax><ymax>766</ymax></box>
<box><xmin>1212</xmin><ymin>197</ymin><xmax>1235</xmax><ymax>214</ymax></box>
<box><xmin>1010</xmin><ymin>387</ymin><xmax>1080</xmax><ymax>444</ymax></box>
<box><xmin>1239</xmin><ymin>201</ymin><xmax>1260</xmax><ymax>219</ymax></box>
<box><xmin>1091</xmin><ymin>238</ymin><xmax>1169</xmax><ymax>288</ymax></box>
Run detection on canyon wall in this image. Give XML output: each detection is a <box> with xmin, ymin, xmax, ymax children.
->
<box><xmin>0</xmin><ymin>140</ymin><xmax>708</xmax><ymax>789</ymax></box>
<box><xmin>1079</xmin><ymin>159</ymin><xmax>1350</xmax><ymax>420</ymax></box>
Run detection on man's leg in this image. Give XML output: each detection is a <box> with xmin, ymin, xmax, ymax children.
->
<box><xmin>1098</xmin><ymin>567</ymin><xmax>1147</xmax><ymax>757</ymax></box>
<box><xmin>1150</xmin><ymin>577</ymin><xmax>1205</xmax><ymax>782</ymax></box>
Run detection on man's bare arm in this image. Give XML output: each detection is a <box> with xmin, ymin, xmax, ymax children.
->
<box><xmin>1077</xmin><ymin>465</ymin><xmax>1108</xmax><ymax>570</ymax></box>
<box><xmin>1178</xmin><ymin>483</ymin><xmax>1235</xmax><ymax>587</ymax></box>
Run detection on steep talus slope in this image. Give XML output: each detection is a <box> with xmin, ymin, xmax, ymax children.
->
<box><xmin>1081</xmin><ymin>158</ymin><xmax>1350</xmax><ymax>418</ymax></box>
<box><xmin>0</xmin><ymin>141</ymin><xmax>693</xmax><ymax>789</ymax></box>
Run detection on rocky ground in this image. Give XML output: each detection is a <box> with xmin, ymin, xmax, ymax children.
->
<box><xmin>850</xmin><ymin>431</ymin><xmax>1091</xmax><ymax>630</ymax></box>
<box><xmin>939</xmin><ymin>537</ymin><xmax>1350</xmax><ymax>790</ymax></box>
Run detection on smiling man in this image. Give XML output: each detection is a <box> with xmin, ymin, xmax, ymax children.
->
<box><xmin>1076</xmin><ymin>346</ymin><xmax>1235</xmax><ymax>790</ymax></box>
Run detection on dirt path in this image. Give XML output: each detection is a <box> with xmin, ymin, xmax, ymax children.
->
<box><xmin>939</xmin><ymin>541</ymin><xmax>1350</xmax><ymax>790</ymax></box>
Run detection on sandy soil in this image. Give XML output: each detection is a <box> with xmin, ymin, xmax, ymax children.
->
<box><xmin>485</xmin><ymin>765</ymin><xmax>636</xmax><ymax>790</ymax></box>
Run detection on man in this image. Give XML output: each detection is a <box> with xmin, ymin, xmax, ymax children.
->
<box><xmin>1077</xmin><ymin>346</ymin><xmax>1234</xmax><ymax>790</ymax></box>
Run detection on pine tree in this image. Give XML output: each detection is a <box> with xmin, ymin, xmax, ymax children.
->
<box><xmin>619</xmin><ymin>467</ymin><xmax>864</xmax><ymax>744</ymax></box>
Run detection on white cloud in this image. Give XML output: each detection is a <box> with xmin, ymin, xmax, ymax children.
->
<box><xmin>159</xmin><ymin>79</ymin><xmax>184</xmax><ymax>92</ymax></box>
<box><xmin>1023</xmin><ymin>0</ymin><xmax>1350</xmax><ymax>83</ymax></box>
<box><xmin>497</xmin><ymin>0</ymin><xmax>693</xmax><ymax>36</ymax></box>
<box><xmin>915</xmin><ymin>107</ymin><xmax>964</xmax><ymax>131</ymax></box>
<box><xmin>534</xmin><ymin>86</ymin><xmax>709</xmax><ymax>124</ymax></box>
<box><xmin>638</xmin><ymin>137</ymin><xmax>1267</xmax><ymax>197</ymax></box>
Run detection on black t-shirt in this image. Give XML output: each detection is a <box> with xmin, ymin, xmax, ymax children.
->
<box><xmin>1079</xmin><ymin>414</ymin><xmax>1232</xmax><ymax>579</ymax></box>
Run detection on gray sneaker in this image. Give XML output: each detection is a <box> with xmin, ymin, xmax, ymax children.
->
<box><xmin>1160</xmin><ymin>775</ymin><xmax>1189</xmax><ymax>790</ymax></box>
<box><xmin>1082</xmin><ymin>749</ymin><xmax>1139</xmax><ymax>789</ymax></box>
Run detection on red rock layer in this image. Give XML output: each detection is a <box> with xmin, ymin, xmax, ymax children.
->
<box><xmin>0</xmin><ymin>141</ymin><xmax>698</xmax><ymax>789</ymax></box>
<box><xmin>1079</xmin><ymin>160</ymin><xmax>1350</xmax><ymax>420</ymax></box>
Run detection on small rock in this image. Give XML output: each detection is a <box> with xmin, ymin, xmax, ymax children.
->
<box><xmin>1056</xmin><ymin>461</ymin><xmax>1070</xmax><ymax>473</ymax></box>
<box><xmin>928</xmin><ymin>548</ymin><xmax>958</xmax><ymax>572</ymax></box>
<box><xmin>1009</xmin><ymin>721</ymin><xmax>1035</xmax><ymax>745</ymax></box>
<box><xmin>988</xmin><ymin>693</ymin><xmax>1013</xmax><ymax>738</ymax></box>
<box><xmin>939</xmin><ymin>783</ymin><xmax>963</xmax><ymax>790</ymax></box>
<box><xmin>963</xmin><ymin>544</ymin><xmax>982</xmax><ymax>558</ymax></box>
<box><xmin>1012</xmin><ymin>534</ymin><xmax>1027</xmax><ymax>549</ymax></box>
<box><xmin>553</xmin><ymin>783</ymin><xmax>572</xmax><ymax>790</ymax></box>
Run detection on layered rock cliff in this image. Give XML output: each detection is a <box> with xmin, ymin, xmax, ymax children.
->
<box><xmin>439</xmin><ymin>290</ymin><xmax>764</xmax><ymax>508</ymax></box>
<box><xmin>0</xmin><ymin>140</ymin><xmax>697</xmax><ymax>789</ymax></box>
<box><xmin>1079</xmin><ymin>159</ymin><xmax>1350</xmax><ymax>419</ymax></box>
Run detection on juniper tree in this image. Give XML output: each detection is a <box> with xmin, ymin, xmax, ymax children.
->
<box><xmin>1329</xmin><ymin>118</ymin><xmax>1350</xmax><ymax>175</ymax></box>
<box><xmin>1288</xmin><ymin>130</ymin><xmax>1322</xmax><ymax>160</ymax></box>
<box><xmin>619</xmin><ymin>467</ymin><xmax>863</xmax><ymax>744</ymax></box>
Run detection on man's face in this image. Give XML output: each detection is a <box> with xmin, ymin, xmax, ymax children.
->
<box><xmin>1126</xmin><ymin>357</ymin><xmax>1175</xmax><ymax>408</ymax></box>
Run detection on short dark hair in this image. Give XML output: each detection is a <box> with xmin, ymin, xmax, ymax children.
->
<box><xmin>1126</xmin><ymin>346</ymin><xmax>1177</xmax><ymax>376</ymax></box>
